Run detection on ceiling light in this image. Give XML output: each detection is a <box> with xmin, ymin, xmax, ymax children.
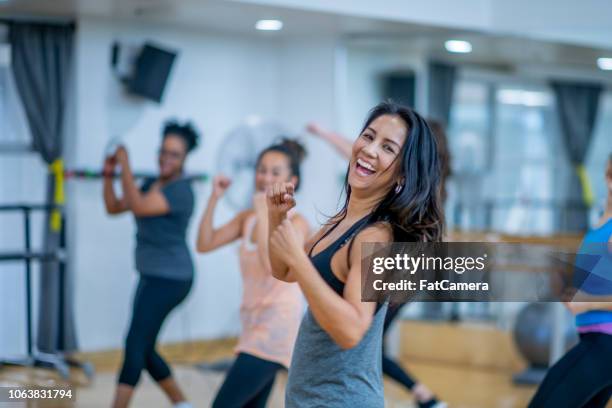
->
<box><xmin>445</xmin><ymin>40</ymin><xmax>472</xmax><ymax>54</ymax></box>
<box><xmin>597</xmin><ymin>57</ymin><xmax>612</xmax><ymax>71</ymax></box>
<box><xmin>255</xmin><ymin>20</ymin><xmax>283</xmax><ymax>31</ymax></box>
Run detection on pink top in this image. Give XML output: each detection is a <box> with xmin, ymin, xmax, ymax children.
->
<box><xmin>235</xmin><ymin>214</ymin><xmax>304</xmax><ymax>368</ymax></box>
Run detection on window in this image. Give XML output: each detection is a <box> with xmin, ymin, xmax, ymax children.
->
<box><xmin>0</xmin><ymin>42</ymin><xmax>31</xmax><ymax>150</ymax></box>
<box><xmin>447</xmin><ymin>80</ymin><xmax>490</xmax><ymax>231</ymax></box>
<box><xmin>449</xmin><ymin>77</ymin><xmax>573</xmax><ymax>234</ymax></box>
<box><xmin>490</xmin><ymin>85</ymin><xmax>563</xmax><ymax>235</ymax></box>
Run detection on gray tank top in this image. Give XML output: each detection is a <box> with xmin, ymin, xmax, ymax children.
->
<box><xmin>286</xmin><ymin>217</ymin><xmax>388</xmax><ymax>408</ymax></box>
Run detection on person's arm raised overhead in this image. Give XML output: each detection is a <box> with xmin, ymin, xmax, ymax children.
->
<box><xmin>115</xmin><ymin>146</ymin><xmax>171</xmax><ymax>217</ymax></box>
<box><xmin>306</xmin><ymin>122</ymin><xmax>352</xmax><ymax>160</ymax></box>
<box><xmin>196</xmin><ymin>174</ymin><xmax>248</xmax><ymax>252</ymax></box>
<box><xmin>103</xmin><ymin>154</ymin><xmax>129</xmax><ymax>215</ymax></box>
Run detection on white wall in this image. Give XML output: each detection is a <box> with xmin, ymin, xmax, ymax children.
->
<box><xmin>340</xmin><ymin>44</ymin><xmax>427</xmax><ymax>137</ymax></box>
<box><xmin>277</xmin><ymin>37</ymin><xmax>345</xmax><ymax>223</ymax></box>
<box><xmin>68</xmin><ymin>18</ymin><xmax>344</xmax><ymax>351</ymax></box>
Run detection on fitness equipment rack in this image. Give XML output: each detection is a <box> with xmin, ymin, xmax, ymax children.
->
<box><xmin>0</xmin><ymin>204</ymin><xmax>94</xmax><ymax>380</ymax></box>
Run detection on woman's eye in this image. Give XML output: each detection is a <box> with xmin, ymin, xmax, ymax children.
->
<box><xmin>362</xmin><ymin>133</ymin><xmax>374</xmax><ymax>141</ymax></box>
<box><xmin>383</xmin><ymin>144</ymin><xmax>395</xmax><ymax>153</ymax></box>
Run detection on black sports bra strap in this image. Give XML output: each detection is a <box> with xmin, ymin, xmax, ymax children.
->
<box><xmin>337</xmin><ymin>216</ymin><xmax>370</xmax><ymax>251</ymax></box>
<box><xmin>309</xmin><ymin>215</ymin><xmax>370</xmax><ymax>258</ymax></box>
<box><xmin>308</xmin><ymin>217</ymin><xmax>343</xmax><ymax>257</ymax></box>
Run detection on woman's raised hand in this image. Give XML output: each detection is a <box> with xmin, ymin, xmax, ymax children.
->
<box><xmin>114</xmin><ymin>145</ymin><xmax>129</xmax><ymax>166</ymax></box>
<box><xmin>305</xmin><ymin>122</ymin><xmax>325</xmax><ymax>137</ymax></box>
<box><xmin>212</xmin><ymin>174</ymin><xmax>232</xmax><ymax>199</ymax></box>
<box><xmin>266</xmin><ymin>182</ymin><xmax>296</xmax><ymax>220</ymax></box>
<box><xmin>103</xmin><ymin>155</ymin><xmax>117</xmax><ymax>177</ymax></box>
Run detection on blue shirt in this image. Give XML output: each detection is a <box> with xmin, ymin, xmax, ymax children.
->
<box><xmin>574</xmin><ymin>218</ymin><xmax>612</xmax><ymax>327</ymax></box>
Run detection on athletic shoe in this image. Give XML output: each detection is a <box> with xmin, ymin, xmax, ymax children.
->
<box><xmin>419</xmin><ymin>399</ymin><xmax>448</xmax><ymax>408</ymax></box>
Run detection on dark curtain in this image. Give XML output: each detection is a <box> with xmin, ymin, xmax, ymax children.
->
<box><xmin>427</xmin><ymin>61</ymin><xmax>457</xmax><ymax>126</ymax></box>
<box><xmin>9</xmin><ymin>22</ymin><xmax>77</xmax><ymax>353</ymax></box>
<box><xmin>551</xmin><ymin>80</ymin><xmax>602</xmax><ymax>232</ymax></box>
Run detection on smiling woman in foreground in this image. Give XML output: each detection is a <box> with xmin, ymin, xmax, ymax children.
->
<box><xmin>266</xmin><ymin>101</ymin><xmax>444</xmax><ymax>407</ymax></box>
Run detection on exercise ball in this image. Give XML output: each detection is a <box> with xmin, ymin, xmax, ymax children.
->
<box><xmin>513</xmin><ymin>302</ymin><xmax>577</xmax><ymax>367</ymax></box>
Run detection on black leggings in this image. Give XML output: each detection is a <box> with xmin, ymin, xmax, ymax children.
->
<box><xmin>212</xmin><ymin>353</ymin><xmax>283</xmax><ymax>408</ymax></box>
<box><xmin>118</xmin><ymin>276</ymin><xmax>192</xmax><ymax>387</ymax></box>
<box><xmin>529</xmin><ymin>332</ymin><xmax>612</xmax><ymax>408</ymax></box>
<box><xmin>382</xmin><ymin>303</ymin><xmax>417</xmax><ymax>390</ymax></box>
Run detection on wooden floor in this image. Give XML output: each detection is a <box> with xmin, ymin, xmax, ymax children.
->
<box><xmin>1</xmin><ymin>337</ymin><xmax>610</xmax><ymax>407</ymax></box>
<box><xmin>1</xmin><ymin>355</ymin><xmax>538</xmax><ymax>408</ymax></box>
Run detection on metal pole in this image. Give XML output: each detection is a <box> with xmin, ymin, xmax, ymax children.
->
<box><xmin>23</xmin><ymin>207</ymin><xmax>33</xmax><ymax>357</ymax></box>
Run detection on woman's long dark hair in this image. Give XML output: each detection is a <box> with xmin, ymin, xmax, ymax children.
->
<box><xmin>328</xmin><ymin>101</ymin><xmax>444</xmax><ymax>251</ymax></box>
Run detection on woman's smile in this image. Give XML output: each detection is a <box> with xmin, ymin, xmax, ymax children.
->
<box><xmin>355</xmin><ymin>158</ymin><xmax>377</xmax><ymax>177</ymax></box>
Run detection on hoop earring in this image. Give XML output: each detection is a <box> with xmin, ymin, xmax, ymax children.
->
<box><xmin>394</xmin><ymin>183</ymin><xmax>403</xmax><ymax>194</ymax></box>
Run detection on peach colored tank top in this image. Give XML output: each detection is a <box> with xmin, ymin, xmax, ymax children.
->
<box><xmin>235</xmin><ymin>214</ymin><xmax>304</xmax><ymax>368</ymax></box>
